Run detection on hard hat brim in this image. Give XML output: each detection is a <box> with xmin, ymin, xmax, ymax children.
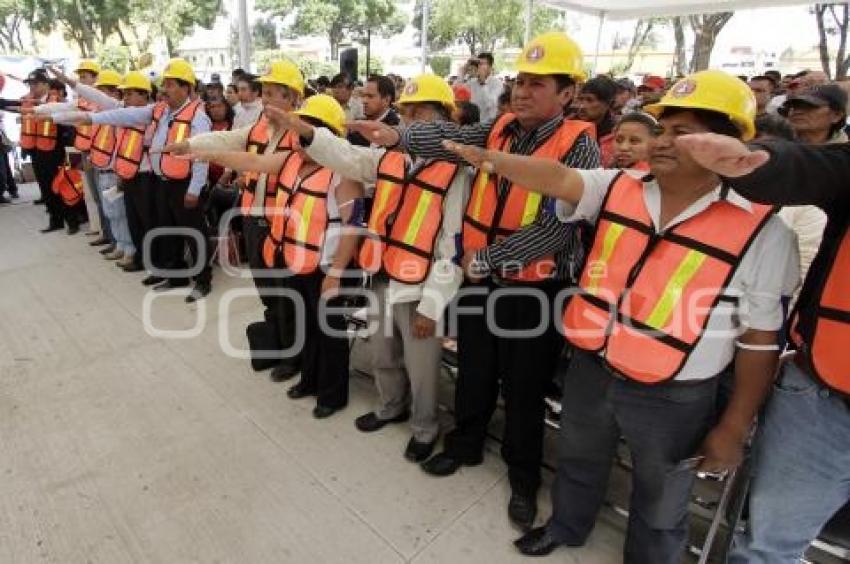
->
<box><xmin>645</xmin><ymin>100</ymin><xmax>755</xmax><ymax>142</ymax></box>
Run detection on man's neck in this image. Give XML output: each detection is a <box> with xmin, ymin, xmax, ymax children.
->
<box><xmin>366</xmin><ymin>107</ymin><xmax>390</xmax><ymax>122</ymax></box>
<box><xmin>516</xmin><ymin>111</ymin><xmax>561</xmax><ymax>133</ymax></box>
<box><xmin>168</xmin><ymin>96</ymin><xmax>188</xmax><ymax>111</ymax></box>
<box><xmin>798</xmin><ymin>130</ymin><xmax>830</xmax><ymax>144</ymax></box>
<box><xmin>655</xmin><ymin>170</ymin><xmax>721</xmax><ymax>228</ymax></box>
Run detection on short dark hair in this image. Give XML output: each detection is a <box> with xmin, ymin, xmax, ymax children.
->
<box><xmin>750</xmin><ymin>75</ymin><xmax>776</xmax><ymax>89</ymax></box>
<box><xmin>368</xmin><ymin>74</ymin><xmax>395</xmax><ymax>101</ymax></box>
<box><xmin>755</xmin><ymin>114</ymin><xmax>796</xmax><ymax>141</ymax></box>
<box><xmin>330</xmin><ymin>73</ymin><xmax>353</xmax><ymax>88</ymax></box>
<box><xmin>764</xmin><ymin>70</ymin><xmax>782</xmax><ymax>83</ymax></box>
<box><xmin>581</xmin><ymin>76</ymin><xmax>618</xmax><ymax>105</ymax></box>
<box><xmin>236</xmin><ymin>75</ymin><xmax>261</xmax><ymax>94</ymax></box>
<box><xmin>204</xmin><ymin>94</ymin><xmax>235</xmax><ymax>127</ymax></box>
<box><xmin>48</xmin><ymin>79</ymin><xmax>67</xmax><ymax>96</ymax></box>
<box><xmin>616</xmin><ymin>112</ymin><xmax>658</xmax><ymax>134</ymax></box>
<box><xmin>455</xmin><ymin>101</ymin><xmax>480</xmax><ymax>125</ymax></box>
<box><xmin>316</xmin><ymin>76</ymin><xmax>330</xmax><ymax>88</ymax></box>
<box><xmin>477</xmin><ymin>52</ymin><xmax>494</xmax><ymax>66</ymax></box>
<box><xmin>553</xmin><ymin>74</ymin><xmax>576</xmax><ymax>93</ymax></box>
<box><xmin>660</xmin><ymin>107</ymin><xmax>742</xmax><ymax>139</ymax></box>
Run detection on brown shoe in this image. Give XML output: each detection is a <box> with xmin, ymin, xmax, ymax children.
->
<box><xmin>116</xmin><ymin>254</ymin><xmax>136</xmax><ymax>268</ymax></box>
<box><xmin>104</xmin><ymin>249</ymin><xmax>124</xmax><ymax>261</ymax></box>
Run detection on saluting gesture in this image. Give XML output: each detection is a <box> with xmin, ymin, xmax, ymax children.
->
<box><xmin>676</xmin><ymin>133</ymin><xmax>771</xmax><ymax>178</ymax></box>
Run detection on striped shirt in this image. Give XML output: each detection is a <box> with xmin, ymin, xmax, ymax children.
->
<box><xmin>401</xmin><ymin>114</ymin><xmax>601</xmax><ymax>282</ymax></box>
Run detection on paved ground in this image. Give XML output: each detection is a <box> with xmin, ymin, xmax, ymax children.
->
<box><xmin>0</xmin><ymin>184</ymin><xmax>625</xmax><ymax>563</ymax></box>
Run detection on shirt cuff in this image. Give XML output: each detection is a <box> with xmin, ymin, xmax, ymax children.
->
<box><xmin>472</xmin><ymin>249</ymin><xmax>493</xmax><ymax>277</ymax></box>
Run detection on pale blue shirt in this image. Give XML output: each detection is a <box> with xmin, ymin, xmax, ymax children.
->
<box><xmin>91</xmin><ymin>98</ymin><xmax>211</xmax><ymax>196</ymax></box>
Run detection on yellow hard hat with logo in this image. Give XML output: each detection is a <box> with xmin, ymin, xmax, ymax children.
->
<box><xmin>294</xmin><ymin>94</ymin><xmax>346</xmax><ymax>136</ymax></box>
<box><xmin>515</xmin><ymin>32</ymin><xmax>586</xmax><ymax>81</ymax></box>
<box><xmin>257</xmin><ymin>60</ymin><xmax>305</xmax><ymax>96</ymax></box>
<box><xmin>398</xmin><ymin>74</ymin><xmax>456</xmax><ymax>111</ymax></box>
<box><xmin>118</xmin><ymin>71</ymin><xmax>152</xmax><ymax>93</ymax></box>
<box><xmin>94</xmin><ymin>69</ymin><xmax>122</xmax><ymax>89</ymax></box>
<box><xmin>161</xmin><ymin>58</ymin><xmax>196</xmax><ymax>86</ymax></box>
<box><xmin>645</xmin><ymin>70</ymin><xmax>757</xmax><ymax>141</ymax></box>
<box><xmin>75</xmin><ymin>60</ymin><xmax>101</xmax><ymax>75</ymax></box>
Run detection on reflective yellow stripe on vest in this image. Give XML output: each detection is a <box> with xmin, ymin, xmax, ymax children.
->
<box><xmin>123</xmin><ymin>131</ymin><xmax>140</xmax><ymax>159</ymax></box>
<box><xmin>402</xmin><ymin>192</ymin><xmax>433</xmax><ymax>245</ymax></box>
<box><xmin>174</xmin><ymin>123</ymin><xmax>189</xmax><ymax>143</ymax></box>
<box><xmin>470</xmin><ymin>172</ymin><xmax>489</xmax><ymax>221</ymax></box>
<box><xmin>521</xmin><ymin>192</ymin><xmax>542</xmax><ymax>227</ymax></box>
<box><xmin>296</xmin><ymin>197</ymin><xmax>317</xmax><ymax>242</ymax></box>
<box><xmin>644</xmin><ymin>250</ymin><xmax>708</xmax><ymax>330</ymax></box>
<box><xmin>96</xmin><ymin>126</ymin><xmax>110</xmax><ymax>147</ymax></box>
<box><xmin>372</xmin><ymin>178</ymin><xmax>395</xmax><ymax>225</ymax></box>
<box><xmin>42</xmin><ymin>121</ymin><xmax>52</xmax><ymax>136</ymax></box>
<box><xmin>587</xmin><ymin>223</ymin><xmax>626</xmax><ymax>295</ymax></box>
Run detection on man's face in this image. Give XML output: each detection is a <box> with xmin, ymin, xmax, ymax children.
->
<box><xmin>613</xmin><ymin>89</ymin><xmax>633</xmax><ymax>112</ymax></box>
<box><xmin>206</xmin><ymin>84</ymin><xmax>223</xmax><ymax>99</ymax></box>
<box><xmin>29</xmin><ymin>80</ymin><xmax>48</xmax><ymax>99</ymax></box>
<box><xmin>399</xmin><ymin>102</ymin><xmax>440</xmax><ymax>125</ymax></box>
<box><xmin>261</xmin><ymin>83</ymin><xmax>296</xmax><ymax>114</ymax></box>
<box><xmin>122</xmin><ymin>89</ymin><xmax>149</xmax><ymax>107</ymax></box>
<box><xmin>511</xmin><ymin>73</ymin><xmax>573</xmax><ymax>128</ymax></box>
<box><xmin>97</xmin><ymin>86</ymin><xmax>121</xmax><ymax>101</ymax></box>
<box><xmin>161</xmin><ymin>78</ymin><xmax>189</xmax><ymax>107</ymax></box>
<box><xmin>477</xmin><ymin>58</ymin><xmax>492</xmax><ymax>80</ymax></box>
<box><xmin>576</xmin><ymin>92</ymin><xmax>610</xmax><ymax>124</ymax></box>
<box><xmin>649</xmin><ymin>111</ymin><xmax>716</xmax><ymax>176</ymax></box>
<box><xmin>749</xmin><ymin>79</ymin><xmax>773</xmax><ymax>111</ymax></box>
<box><xmin>237</xmin><ymin>81</ymin><xmax>258</xmax><ymax>104</ymax></box>
<box><xmin>331</xmin><ymin>82</ymin><xmax>353</xmax><ymax>105</ymax></box>
<box><xmin>361</xmin><ymin>81</ymin><xmax>390</xmax><ymax>120</ymax></box>
<box><xmin>78</xmin><ymin>71</ymin><xmax>98</xmax><ymax>86</ymax></box>
<box><xmin>48</xmin><ymin>88</ymin><xmax>65</xmax><ymax>101</ymax></box>
<box><xmin>786</xmin><ymin>101</ymin><xmax>843</xmax><ymax>139</ymax></box>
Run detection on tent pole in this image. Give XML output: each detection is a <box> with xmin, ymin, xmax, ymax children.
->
<box><xmin>525</xmin><ymin>0</ymin><xmax>534</xmax><ymax>44</ymax></box>
<box><xmin>592</xmin><ymin>11</ymin><xmax>606</xmax><ymax>76</ymax></box>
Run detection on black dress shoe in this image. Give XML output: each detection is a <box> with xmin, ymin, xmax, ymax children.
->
<box><xmin>0</xmin><ymin>195</ymin><xmax>10</xmax><ymax>204</ymax></box>
<box><xmin>99</xmin><ymin>244</ymin><xmax>117</xmax><ymax>255</ymax></box>
<box><xmin>153</xmin><ymin>279</ymin><xmax>190</xmax><ymax>292</ymax></box>
<box><xmin>141</xmin><ymin>275</ymin><xmax>165</xmax><ymax>286</ymax></box>
<box><xmin>508</xmin><ymin>492</ymin><xmax>538</xmax><ymax>531</ymax></box>
<box><xmin>420</xmin><ymin>452</ymin><xmax>470</xmax><ymax>477</ymax></box>
<box><xmin>313</xmin><ymin>405</ymin><xmax>340</xmax><ymax>419</ymax></box>
<box><xmin>514</xmin><ymin>527</ymin><xmax>562</xmax><ymax>557</ymax></box>
<box><xmin>89</xmin><ymin>237</ymin><xmax>111</xmax><ymax>246</ymax></box>
<box><xmin>270</xmin><ymin>362</ymin><xmax>300</xmax><ymax>382</ymax></box>
<box><xmin>185</xmin><ymin>282</ymin><xmax>211</xmax><ymax>303</ymax></box>
<box><xmin>354</xmin><ymin>411</ymin><xmax>410</xmax><ymax>433</ymax></box>
<box><xmin>286</xmin><ymin>383</ymin><xmax>314</xmax><ymax>399</ymax></box>
<box><xmin>66</xmin><ymin>224</ymin><xmax>80</xmax><ymax>235</ymax></box>
<box><xmin>40</xmin><ymin>224</ymin><xmax>63</xmax><ymax>233</ymax></box>
<box><xmin>33</xmin><ymin>198</ymin><xmax>45</xmax><ymax>205</ymax></box>
<box><xmin>404</xmin><ymin>436</ymin><xmax>438</xmax><ymax>463</ymax></box>
<box><xmin>120</xmin><ymin>262</ymin><xmax>144</xmax><ymax>272</ymax></box>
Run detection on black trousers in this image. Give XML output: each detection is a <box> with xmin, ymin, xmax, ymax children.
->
<box><xmin>32</xmin><ymin>150</ymin><xmax>64</xmax><ymax>226</ymax></box>
<box><xmin>288</xmin><ymin>269</ymin><xmax>352</xmax><ymax>409</ymax></box>
<box><xmin>0</xmin><ymin>149</ymin><xmax>17</xmax><ymax>197</ymax></box>
<box><xmin>444</xmin><ymin>280</ymin><xmax>564</xmax><ymax>496</ymax></box>
<box><xmin>153</xmin><ymin>177</ymin><xmax>211</xmax><ymax>285</ymax></box>
<box><xmin>547</xmin><ymin>351</ymin><xmax>719</xmax><ymax>564</ymax></box>
<box><xmin>121</xmin><ymin>172</ymin><xmax>157</xmax><ymax>268</ymax></box>
<box><xmin>243</xmin><ymin>216</ymin><xmax>278</xmax><ymax>318</ymax></box>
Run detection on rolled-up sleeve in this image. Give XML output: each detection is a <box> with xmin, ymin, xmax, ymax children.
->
<box><xmin>401</xmin><ymin>120</ymin><xmax>493</xmax><ymax>162</ymax></box>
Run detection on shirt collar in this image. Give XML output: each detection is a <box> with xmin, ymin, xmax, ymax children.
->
<box><xmin>502</xmin><ymin>113</ymin><xmax>563</xmax><ymax>143</ymax></box>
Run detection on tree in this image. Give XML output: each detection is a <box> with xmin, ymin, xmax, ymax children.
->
<box><xmin>253</xmin><ymin>18</ymin><xmax>279</xmax><ymax>51</ymax></box>
<box><xmin>622</xmin><ymin>18</ymin><xmax>663</xmax><ymax>72</ymax></box>
<box><xmin>22</xmin><ymin>0</ymin><xmax>130</xmax><ymax>56</ymax></box>
<box><xmin>257</xmin><ymin>0</ymin><xmax>406</xmax><ymax>60</ymax></box>
<box><xmin>688</xmin><ymin>12</ymin><xmax>733</xmax><ymax>72</ymax></box>
<box><xmin>0</xmin><ymin>0</ymin><xmax>26</xmax><ymax>53</ymax></box>
<box><xmin>814</xmin><ymin>3</ymin><xmax>850</xmax><ymax>80</ymax></box>
<box><xmin>429</xmin><ymin>55</ymin><xmax>452</xmax><ymax>77</ymax></box>
<box><xmin>672</xmin><ymin>17</ymin><xmax>688</xmax><ymax>76</ymax></box>
<box><xmin>414</xmin><ymin>0</ymin><xmax>560</xmax><ymax>56</ymax></box>
<box><xmin>125</xmin><ymin>0</ymin><xmax>222</xmax><ymax>57</ymax></box>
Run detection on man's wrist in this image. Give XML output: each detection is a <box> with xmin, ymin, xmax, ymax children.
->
<box><xmin>470</xmin><ymin>249</ymin><xmax>492</xmax><ymax>277</ymax></box>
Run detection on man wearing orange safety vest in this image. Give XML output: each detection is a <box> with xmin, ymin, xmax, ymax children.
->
<box><xmin>674</xmin><ymin>104</ymin><xmax>850</xmax><ymax>564</ymax></box>
<box><xmin>274</xmin><ymin>75</ymin><xmax>469</xmax><ymax>463</ymax></box>
<box><xmin>67</xmin><ymin>60</ymin><xmax>103</xmax><ymax>238</ymax></box>
<box><xmin>442</xmin><ymin>70</ymin><xmax>799</xmax><ymax>563</ymax></box>
<box><xmin>76</xmin><ymin>59</ymin><xmax>212</xmax><ymax>302</ymax></box>
<box><xmin>20</xmin><ymin>69</ymin><xmax>77</xmax><ymax>233</ymax></box>
<box><xmin>347</xmin><ymin>32</ymin><xmax>601</xmax><ymax>529</ymax></box>
<box><xmin>162</xmin><ymin>60</ymin><xmax>304</xmax><ymax>374</ymax></box>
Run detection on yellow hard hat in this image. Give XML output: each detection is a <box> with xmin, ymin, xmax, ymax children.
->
<box><xmin>257</xmin><ymin>60</ymin><xmax>305</xmax><ymax>96</ymax></box>
<box><xmin>515</xmin><ymin>31</ymin><xmax>586</xmax><ymax>81</ymax></box>
<box><xmin>75</xmin><ymin>60</ymin><xmax>101</xmax><ymax>75</ymax></box>
<box><xmin>398</xmin><ymin>74</ymin><xmax>456</xmax><ymax>111</ymax></box>
<box><xmin>118</xmin><ymin>71</ymin><xmax>152</xmax><ymax>93</ymax></box>
<box><xmin>94</xmin><ymin>69</ymin><xmax>122</xmax><ymax>89</ymax></box>
<box><xmin>161</xmin><ymin>58</ymin><xmax>196</xmax><ymax>86</ymax></box>
<box><xmin>294</xmin><ymin>94</ymin><xmax>346</xmax><ymax>136</ymax></box>
<box><xmin>645</xmin><ymin>70</ymin><xmax>757</xmax><ymax>141</ymax></box>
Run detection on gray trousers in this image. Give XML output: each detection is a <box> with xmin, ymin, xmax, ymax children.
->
<box><xmin>368</xmin><ymin>277</ymin><xmax>443</xmax><ymax>443</ymax></box>
<box><xmin>547</xmin><ymin>351</ymin><xmax>719</xmax><ymax>564</ymax></box>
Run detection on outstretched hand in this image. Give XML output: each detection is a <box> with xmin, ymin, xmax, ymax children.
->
<box><xmin>443</xmin><ymin>140</ymin><xmax>495</xmax><ymax>172</ymax></box>
<box><xmin>676</xmin><ymin>133</ymin><xmax>771</xmax><ymax>178</ymax></box>
<box><xmin>152</xmin><ymin>141</ymin><xmax>191</xmax><ymax>156</ymax></box>
<box><xmin>346</xmin><ymin>120</ymin><xmax>400</xmax><ymax>147</ymax></box>
<box><xmin>46</xmin><ymin>65</ymin><xmax>75</xmax><ymax>88</ymax></box>
<box><xmin>264</xmin><ymin>105</ymin><xmax>311</xmax><ymax>139</ymax></box>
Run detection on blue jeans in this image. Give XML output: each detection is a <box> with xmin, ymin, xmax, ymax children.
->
<box><xmin>728</xmin><ymin>360</ymin><xmax>850</xmax><ymax>563</ymax></box>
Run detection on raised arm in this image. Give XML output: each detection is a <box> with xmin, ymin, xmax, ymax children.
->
<box><xmin>183</xmin><ymin>150</ymin><xmax>290</xmax><ymax>175</ymax></box>
<box><xmin>443</xmin><ymin>140</ymin><xmax>586</xmax><ymax>205</ymax></box>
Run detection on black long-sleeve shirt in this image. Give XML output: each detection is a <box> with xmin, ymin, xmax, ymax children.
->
<box><xmin>727</xmin><ymin>140</ymin><xmax>850</xmax><ymax>344</ymax></box>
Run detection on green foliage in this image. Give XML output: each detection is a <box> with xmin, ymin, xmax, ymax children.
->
<box><xmin>413</xmin><ymin>0</ymin><xmax>561</xmax><ymax>56</ymax></box>
<box><xmin>252</xmin><ymin>18</ymin><xmax>279</xmax><ymax>51</ymax></box>
<box><xmin>429</xmin><ymin>55</ymin><xmax>451</xmax><ymax>77</ymax></box>
<box><xmin>97</xmin><ymin>44</ymin><xmax>132</xmax><ymax>72</ymax></box>
<box><xmin>127</xmin><ymin>0</ymin><xmax>222</xmax><ymax>56</ymax></box>
<box><xmin>253</xmin><ymin>49</ymin><xmax>337</xmax><ymax>80</ymax></box>
<box><xmin>0</xmin><ymin>0</ymin><xmax>26</xmax><ymax>52</ymax></box>
<box><xmin>359</xmin><ymin>54</ymin><xmax>383</xmax><ymax>77</ymax></box>
<box><xmin>257</xmin><ymin>0</ymin><xmax>406</xmax><ymax>59</ymax></box>
<box><xmin>22</xmin><ymin>0</ymin><xmax>130</xmax><ymax>55</ymax></box>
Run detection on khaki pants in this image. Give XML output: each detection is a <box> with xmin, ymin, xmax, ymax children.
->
<box><xmin>369</xmin><ymin>277</ymin><xmax>442</xmax><ymax>443</ymax></box>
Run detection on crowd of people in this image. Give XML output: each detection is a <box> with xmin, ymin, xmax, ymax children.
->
<box><xmin>2</xmin><ymin>28</ymin><xmax>849</xmax><ymax>564</ymax></box>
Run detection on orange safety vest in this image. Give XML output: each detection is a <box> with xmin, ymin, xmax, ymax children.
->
<box><xmin>89</xmin><ymin>123</ymin><xmax>118</xmax><ymax>169</ymax></box>
<box><xmin>241</xmin><ymin>116</ymin><xmax>297</xmax><ymax>219</ymax></box>
<box><xmin>19</xmin><ymin>97</ymin><xmax>36</xmax><ymax>150</ymax></box>
<box><xmin>563</xmin><ymin>172</ymin><xmax>774</xmax><ymax>383</ymax></box>
<box><xmin>113</xmin><ymin>126</ymin><xmax>147</xmax><ymax>180</ymax></box>
<box><xmin>359</xmin><ymin>151</ymin><xmax>460</xmax><ymax>284</ymax></box>
<box><xmin>51</xmin><ymin>165</ymin><xmax>84</xmax><ymax>207</ymax></box>
<box><xmin>790</xmin><ymin>226</ymin><xmax>850</xmax><ymax>395</ymax></box>
<box><xmin>463</xmin><ymin>113</ymin><xmax>593</xmax><ymax>283</ymax></box>
<box><xmin>74</xmin><ymin>98</ymin><xmax>97</xmax><ymax>152</ymax></box>
<box><xmin>261</xmin><ymin>152</ymin><xmax>336</xmax><ymax>273</ymax></box>
<box><xmin>149</xmin><ymin>99</ymin><xmax>203</xmax><ymax>180</ymax></box>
